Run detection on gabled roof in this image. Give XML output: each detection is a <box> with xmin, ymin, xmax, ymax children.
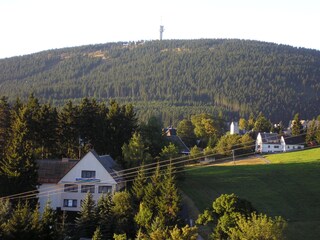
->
<box><xmin>166</xmin><ymin>135</ymin><xmax>190</xmax><ymax>154</ymax></box>
<box><xmin>37</xmin><ymin>150</ymin><xmax>122</xmax><ymax>184</ymax></box>
<box><xmin>37</xmin><ymin>159</ymin><xmax>78</xmax><ymax>184</ymax></box>
<box><xmin>282</xmin><ymin>135</ymin><xmax>305</xmax><ymax>145</ymax></box>
<box><xmin>259</xmin><ymin>133</ymin><xmax>281</xmax><ymax>144</ymax></box>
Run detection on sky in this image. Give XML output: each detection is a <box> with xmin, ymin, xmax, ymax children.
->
<box><xmin>0</xmin><ymin>0</ymin><xmax>320</xmax><ymax>59</ymax></box>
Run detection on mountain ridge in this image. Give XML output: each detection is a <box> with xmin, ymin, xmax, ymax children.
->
<box><xmin>1</xmin><ymin>39</ymin><xmax>320</xmax><ymax>124</ymax></box>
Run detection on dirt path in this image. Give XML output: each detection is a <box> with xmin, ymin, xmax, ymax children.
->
<box><xmin>212</xmin><ymin>154</ymin><xmax>268</xmax><ymax>166</ymax></box>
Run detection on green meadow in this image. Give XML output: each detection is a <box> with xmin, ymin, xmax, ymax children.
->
<box><xmin>179</xmin><ymin>148</ymin><xmax>320</xmax><ymax>240</ymax></box>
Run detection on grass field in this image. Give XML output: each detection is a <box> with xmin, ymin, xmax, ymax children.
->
<box><xmin>179</xmin><ymin>147</ymin><xmax>320</xmax><ymax>240</ymax></box>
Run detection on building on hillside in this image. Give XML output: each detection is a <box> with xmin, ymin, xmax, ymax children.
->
<box><xmin>164</xmin><ymin>127</ymin><xmax>190</xmax><ymax>154</ymax></box>
<box><xmin>281</xmin><ymin>135</ymin><xmax>305</xmax><ymax>152</ymax></box>
<box><xmin>255</xmin><ymin>132</ymin><xmax>305</xmax><ymax>153</ymax></box>
<box><xmin>37</xmin><ymin>150</ymin><xmax>124</xmax><ymax>212</ymax></box>
<box><xmin>255</xmin><ymin>133</ymin><xmax>282</xmax><ymax>153</ymax></box>
<box><xmin>230</xmin><ymin>122</ymin><xmax>239</xmax><ymax>135</ymax></box>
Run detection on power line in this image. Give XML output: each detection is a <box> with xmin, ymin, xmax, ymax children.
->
<box><xmin>0</xmin><ymin>130</ymin><xmax>317</xmax><ymax>201</ymax></box>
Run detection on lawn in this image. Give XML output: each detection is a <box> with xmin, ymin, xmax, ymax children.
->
<box><xmin>179</xmin><ymin>148</ymin><xmax>320</xmax><ymax>240</ymax></box>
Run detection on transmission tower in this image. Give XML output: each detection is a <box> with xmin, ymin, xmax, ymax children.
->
<box><xmin>160</xmin><ymin>25</ymin><xmax>164</xmax><ymax>40</ymax></box>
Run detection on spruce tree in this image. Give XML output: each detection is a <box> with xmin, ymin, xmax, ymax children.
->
<box><xmin>57</xmin><ymin>100</ymin><xmax>79</xmax><ymax>158</ymax></box>
<box><xmin>292</xmin><ymin>113</ymin><xmax>303</xmax><ymax>136</ymax></box>
<box><xmin>39</xmin><ymin>201</ymin><xmax>58</xmax><ymax>240</ymax></box>
<box><xmin>131</xmin><ymin>164</ymin><xmax>147</xmax><ymax>204</ymax></box>
<box><xmin>122</xmin><ymin>132</ymin><xmax>151</xmax><ymax>168</ymax></box>
<box><xmin>1</xmin><ymin>106</ymin><xmax>38</xmax><ymax>198</ymax></box>
<box><xmin>3</xmin><ymin>201</ymin><xmax>35</xmax><ymax>240</ymax></box>
<box><xmin>140</xmin><ymin>116</ymin><xmax>165</xmax><ymax>157</ymax></box>
<box><xmin>95</xmin><ymin>193</ymin><xmax>114</xmax><ymax>239</ymax></box>
<box><xmin>157</xmin><ymin>164</ymin><xmax>180</xmax><ymax>227</ymax></box>
<box><xmin>106</xmin><ymin>100</ymin><xmax>138</xmax><ymax>160</ymax></box>
<box><xmin>306</xmin><ymin>119</ymin><xmax>317</xmax><ymax>144</ymax></box>
<box><xmin>0</xmin><ymin>96</ymin><xmax>11</xmax><ymax>159</ymax></box>
<box><xmin>112</xmin><ymin>191</ymin><xmax>135</xmax><ymax>237</ymax></box>
<box><xmin>75</xmin><ymin>192</ymin><xmax>96</xmax><ymax>238</ymax></box>
<box><xmin>0</xmin><ymin>198</ymin><xmax>11</xmax><ymax>238</ymax></box>
<box><xmin>38</xmin><ymin>104</ymin><xmax>58</xmax><ymax>159</ymax></box>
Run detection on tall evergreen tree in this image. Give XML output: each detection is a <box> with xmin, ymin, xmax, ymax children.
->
<box><xmin>305</xmin><ymin>119</ymin><xmax>317</xmax><ymax>145</ymax></box>
<box><xmin>122</xmin><ymin>132</ymin><xmax>151</xmax><ymax>168</ymax></box>
<box><xmin>39</xmin><ymin>201</ymin><xmax>58</xmax><ymax>240</ymax></box>
<box><xmin>0</xmin><ymin>198</ymin><xmax>11</xmax><ymax>238</ymax></box>
<box><xmin>106</xmin><ymin>100</ymin><xmax>138</xmax><ymax>161</ymax></box>
<box><xmin>95</xmin><ymin>193</ymin><xmax>114</xmax><ymax>239</ymax></box>
<box><xmin>157</xmin><ymin>164</ymin><xmax>180</xmax><ymax>227</ymax></box>
<box><xmin>75</xmin><ymin>192</ymin><xmax>96</xmax><ymax>238</ymax></box>
<box><xmin>112</xmin><ymin>191</ymin><xmax>135</xmax><ymax>238</ymax></box>
<box><xmin>0</xmin><ymin>105</ymin><xmax>38</xmax><ymax>198</ymax></box>
<box><xmin>0</xmin><ymin>97</ymin><xmax>11</xmax><ymax>159</ymax></box>
<box><xmin>38</xmin><ymin>104</ymin><xmax>58</xmax><ymax>158</ymax></box>
<box><xmin>3</xmin><ymin>202</ymin><xmax>36</xmax><ymax>240</ymax></box>
<box><xmin>292</xmin><ymin>113</ymin><xmax>303</xmax><ymax>136</ymax></box>
<box><xmin>140</xmin><ymin>116</ymin><xmax>165</xmax><ymax>157</ymax></box>
<box><xmin>131</xmin><ymin>164</ymin><xmax>147</xmax><ymax>204</ymax></box>
<box><xmin>57</xmin><ymin>100</ymin><xmax>79</xmax><ymax>158</ymax></box>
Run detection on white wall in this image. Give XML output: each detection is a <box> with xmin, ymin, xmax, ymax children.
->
<box><xmin>38</xmin><ymin>183</ymin><xmax>61</xmax><ymax>212</ymax></box>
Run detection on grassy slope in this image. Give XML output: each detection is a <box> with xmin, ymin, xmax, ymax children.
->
<box><xmin>179</xmin><ymin>148</ymin><xmax>320</xmax><ymax>240</ymax></box>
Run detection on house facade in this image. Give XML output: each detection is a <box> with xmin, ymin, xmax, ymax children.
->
<box><xmin>37</xmin><ymin>151</ymin><xmax>124</xmax><ymax>212</ymax></box>
<box><xmin>255</xmin><ymin>133</ymin><xmax>283</xmax><ymax>153</ymax></box>
<box><xmin>255</xmin><ymin>133</ymin><xmax>305</xmax><ymax>153</ymax></box>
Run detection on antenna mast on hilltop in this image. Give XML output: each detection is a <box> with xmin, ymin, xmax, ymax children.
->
<box><xmin>160</xmin><ymin>25</ymin><xmax>164</xmax><ymax>40</ymax></box>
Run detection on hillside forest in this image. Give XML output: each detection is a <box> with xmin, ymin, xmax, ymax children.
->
<box><xmin>1</xmin><ymin>39</ymin><xmax>320</xmax><ymax>125</ymax></box>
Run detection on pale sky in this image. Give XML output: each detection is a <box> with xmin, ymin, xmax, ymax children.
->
<box><xmin>1</xmin><ymin>0</ymin><xmax>319</xmax><ymax>59</ymax></box>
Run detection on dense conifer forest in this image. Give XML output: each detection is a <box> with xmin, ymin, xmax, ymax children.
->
<box><xmin>1</xmin><ymin>39</ymin><xmax>320</xmax><ymax>124</ymax></box>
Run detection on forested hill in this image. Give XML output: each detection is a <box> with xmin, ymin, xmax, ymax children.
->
<box><xmin>1</xmin><ymin>39</ymin><xmax>320</xmax><ymax>124</ymax></box>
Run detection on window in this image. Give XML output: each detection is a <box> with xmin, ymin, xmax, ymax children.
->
<box><xmin>63</xmin><ymin>199</ymin><xmax>77</xmax><ymax>207</ymax></box>
<box><xmin>64</xmin><ymin>184</ymin><xmax>78</xmax><ymax>192</ymax></box>
<box><xmin>268</xmin><ymin>145</ymin><xmax>270</xmax><ymax>148</ymax></box>
<box><xmin>81</xmin><ymin>170</ymin><xmax>96</xmax><ymax>178</ymax></box>
<box><xmin>81</xmin><ymin>185</ymin><xmax>95</xmax><ymax>193</ymax></box>
<box><xmin>98</xmin><ymin>186</ymin><xmax>112</xmax><ymax>193</ymax></box>
<box><xmin>274</xmin><ymin>146</ymin><xmax>279</xmax><ymax>149</ymax></box>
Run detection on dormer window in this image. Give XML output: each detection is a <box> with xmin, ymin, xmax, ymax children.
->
<box><xmin>81</xmin><ymin>170</ymin><xmax>96</xmax><ymax>178</ymax></box>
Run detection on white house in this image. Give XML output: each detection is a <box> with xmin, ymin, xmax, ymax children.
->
<box><xmin>37</xmin><ymin>150</ymin><xmax>124</xmax><ymax>212</ymax></box>
<box><xmin>255</xmin><ymin>133</ymin><xmax>305</xmax><ymax>153</ymax></box>
<box><xmin>281</xmin><ymin>135</ymin><xmax>305</xmax><ymax>152</ymax></box>
<box><xmin>255</xmin><ymin>133</ymin><xmax>283</xmax><ymax>153</ymax></box>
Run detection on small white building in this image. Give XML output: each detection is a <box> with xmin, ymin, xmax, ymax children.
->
<box><xmin>255</xmin><ymin>132</ymin><xmax>305</xmax><ymax>153</ymax></box>
<box><xmin>230</xmin><ymin>122</ymin><xmax>239</xmax><ymax>135</ymax></box>
<box><xmin>255</xmin><ymin>133</ymin><xmax>283</xmax><ymax>153</ymax></box>
<box><xmin>37</xmin><ymin>150</ymin><xmax>124</xmax><ymax>212</ymax></box>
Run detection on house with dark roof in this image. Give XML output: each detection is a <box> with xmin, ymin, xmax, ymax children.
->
<box><xmin>164</xmin><ymin>127</ymin><xmax>190</xmax><ymax>154</ymax></box>
<box><xmin>281</xmin><ymin>135</ymin><xmax>305</xmax><ymax>152</ymax></box>
<box><xmin>37</xmin><ymin>150</ymin><xmax>124</xmax><ymax>212</ymax></box>
<box><xmin>255</xmin><ymin>132</ymin><xmax>305</xmax><ymax>153</ymax></box>
<box><xmin>255</xmin><ymin>133</ymin><xmax>283</xmax><ymax>153</ymax></box>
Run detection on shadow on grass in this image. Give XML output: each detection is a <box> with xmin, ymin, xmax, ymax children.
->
<box><xmin>178</xmin><ymin>161</ymin><xmax>320</xmax><ymax>240</ymax></box>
